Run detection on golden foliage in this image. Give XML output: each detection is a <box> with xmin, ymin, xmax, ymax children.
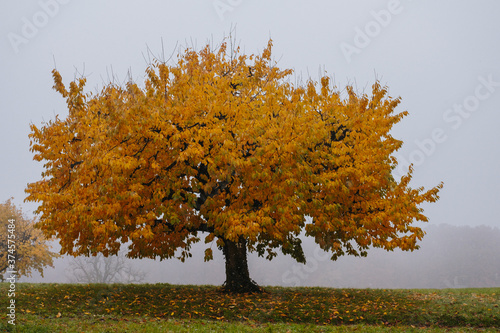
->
<box><xmin>0</xmin><ymin>199</ymin><xmax>58</xmax><ymax>280</ymax></box>
<box><xmin>25</xmin><ymin>39</ymin><xmax>442</xmax><ymax>263</ymax></box>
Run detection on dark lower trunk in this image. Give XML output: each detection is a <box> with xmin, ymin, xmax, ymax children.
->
<box><xmin>222</xmin><ymin>238</ymin><xmax>262</xmax><ymax>293</ymax></box>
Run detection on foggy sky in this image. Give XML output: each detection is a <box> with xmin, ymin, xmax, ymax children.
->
<box><xmin>1</xmin><ymin>1</ymin><xmax>500</xmax><ymax>265</ymax></box>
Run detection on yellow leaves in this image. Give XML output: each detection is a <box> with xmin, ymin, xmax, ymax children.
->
<box><xmin>204</xmin><ymin>248</ymin><xmax>213</xmax><ymax>262</ymax></box>
<box><xmin>26</xmin><ymin>37</ymin><xmax>442</xmax><ymax>265</ymax></box>
<box><xmin>51</xmin><ymin>69</ymin><xmax>68</xmax><ymax>97</ymax></box>
<box><xmin>205</xmin><ymin>233</ymin><xmax>215</xmax><ymax>244</ymax></box>
<box><xmin>131</xmin><ymin>224</ymin><xmax>154</xmax><ymax>240</ymax></box>
<box><xmin>0</xmin><ymin>199</ymin><xmax>58</xmax><ymax>279</ymax></box>
<box><xmin>216</xmin><ymin>238</ymin><xmax>225</xmax><ymax>248</ymax></box>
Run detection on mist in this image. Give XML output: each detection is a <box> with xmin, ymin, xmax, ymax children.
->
<box><xmin>2</xmin><ymin>1</ymin><xmax>500</xmax><ymax>290</ymax></box>
<box><xmin>22</xmin><ymin>224</ymin><xmax>500</xmax><ymax>289</ymax></box>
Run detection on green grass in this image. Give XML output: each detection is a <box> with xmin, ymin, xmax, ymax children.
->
<box><xmin>0</xmin><ymin>283</ymin><xmax>498</xmax><ymax>332</ymax></box>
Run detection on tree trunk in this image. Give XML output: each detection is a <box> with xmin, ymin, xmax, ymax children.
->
<box><xmin>222</xmin><ymin>237</ymin><xmax>262</xmax><ymax>293</ymax></box>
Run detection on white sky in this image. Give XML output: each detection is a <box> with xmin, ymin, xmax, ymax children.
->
<box><xmin>1</xmin><ymin>0</ymin><xmax>499</xmax><ymax>229</ymax></box>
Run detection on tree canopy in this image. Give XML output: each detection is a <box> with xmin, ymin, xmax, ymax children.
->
<box><xmin>25</xmin><ymin>39</ymin><xmax>442</xmax><ymax>292</ymax></box>
<box><xmin>0</xmin><ymin>199</ymin><xmax>58</xmax><ymax>281</ymax></box>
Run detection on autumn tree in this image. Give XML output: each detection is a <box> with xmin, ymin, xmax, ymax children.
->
<box><xmin>0</xmin><ymin>199</ymin><xmax>58</xmax><ymax>281</ymax></box>
<box><xmin>25</xmin><ymin>39</ymin><xmax>442</xmax><ymax>292</ymax></box>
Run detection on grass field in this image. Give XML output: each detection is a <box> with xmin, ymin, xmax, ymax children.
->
<box><xmin>0</xmin><ymin>283</ymin><xmax>498</xmax><ymax>332</ymax></box>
